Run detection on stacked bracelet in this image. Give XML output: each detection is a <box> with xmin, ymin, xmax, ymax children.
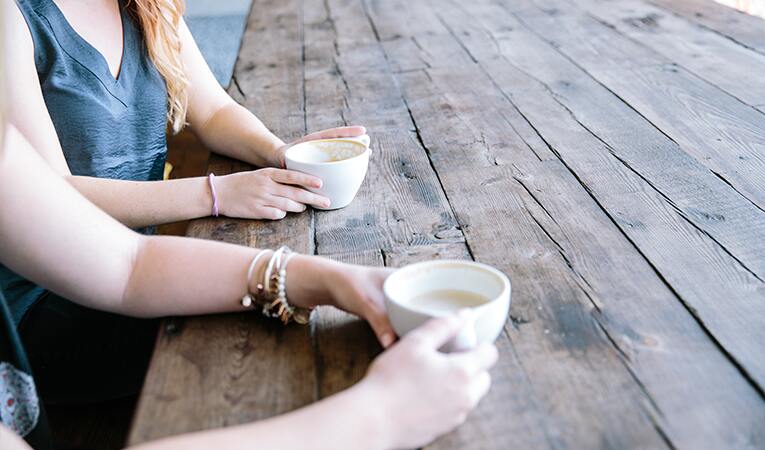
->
<box><xmin>241</xmin><ymin>249</ymin><xmax>270</xmax><ymax>308</ymax></box>
<box><xmin>241</xmin><ymin>246</ymin><xmax>312</xmax><ymax>325</ymax></box>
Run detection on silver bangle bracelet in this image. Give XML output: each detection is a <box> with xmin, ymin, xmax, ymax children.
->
<box><xmin>241</xmin><ymin>249</ymin><xmax>270</xmax><ymax>308</ymax></box>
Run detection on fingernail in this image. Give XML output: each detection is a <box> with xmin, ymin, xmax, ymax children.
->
<box><xmin>314</xmin><ymin>180</ymin><xmax>323</xmax><ymax>188</ymax></box>
<box><xmin>323</xmin><ymin>200</ymin><xmax>331</xmax><ymax>207</ymax></box>
<box><xmin>381</xmin><ymin>332</ymin><xmax>395</xmax><ymax>348</ymax></box>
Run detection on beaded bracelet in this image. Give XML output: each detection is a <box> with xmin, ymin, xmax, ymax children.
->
<box><xmin>241</xmin><ymin>246</ymin><xmax>312</xmax><ymax>325</ymax></box>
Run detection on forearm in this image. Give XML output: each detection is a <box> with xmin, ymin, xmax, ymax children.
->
<box><xmin>120</xmin><ymin>237</ymin><xmax>335</xmax><ymax>318</ymax></box>
<box><xmin>67</xmin><ymin>175</ymin><xmax>213</xmax><ymax>228</ymax></box>
<box><xmin>192</xmin><ymin>101</ymin><xmax>285</xmax><ymax>168</ymax></box>
<box><xmin>128</xmin><ymin>381</ymin><xmax>387</xmax><ymax>450</ymax></box>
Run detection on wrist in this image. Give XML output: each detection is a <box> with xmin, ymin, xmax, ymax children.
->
<box><xmin>189</xmin><ymin>175</ymin><xmax>218</xmax><ymax>218</ymax></box>
<box><xmin>263</xmin><ymin>136</ymin><xmax>286</xmax><ymax>168</ymax></box>
<box><xmin>349</xmin><ymin>378</ymin><xmax>393</xmax><ymax>450</ymax></box>
<box><xmin>285</xmin><ymin>255</ymin><xmax>342</xmax><ymax>309</ymax></box>
<box><xmin>210</xmin><ymin>173</ymin><xmax>229</xmax><ymax>217</ymax></box>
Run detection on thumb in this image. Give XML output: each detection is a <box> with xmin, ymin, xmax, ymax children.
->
<box><xmin>404</xmin><ymin>310</ymin><xmax>472</xmax><ymax>350</ymax></box>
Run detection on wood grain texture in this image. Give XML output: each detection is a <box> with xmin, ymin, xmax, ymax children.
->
<box><xmin>512</xmin><ymin>0</ymin><xmax>765</xmax><ymax>214</ymax></box>
<box><xmin>304</xmin><ymin>0</ymin><xmax>463</xmax><ymax>256</ymax></box>
<box><xmin>380</xmin><ymin>1</ymin><xmax>765</xmax><ymax>447</ymax></box>
<box><xmin>499</xmin><ymin>0</ymin><xmax>765</xmax><ymax>277</ymax></box>
<box><xmin>426</xmin><ymin>0</ymin><xmax>765</xmax><ymax>397</ymax></box>
<box><xmin>129</xmin><ymin>0</ymin><xmax>315</xmax><ymax>444</ymax></box>
<box><xmin>480</xmin><ymin>48</ymin><xmax>765</xmax><ymax>415</ymax></box>
<box><xmin>367</xmin><ymin>2</ymin><xmax>670</xmax><ymax>448</ymax></box>
<box><xmin>649</xmin><ymin>0</ymin><xmax>765</xmax><ymax>55</ymax></box>
<box><xmin>448</xmin><ymin>0</ymin><xmax>765</xmax><ymax>386</ymax></box>
<box><xmin>434</xmin><ymin>163</ymin><xmax>670</xmax><ymax>449</ymax></box>
<box><xmin>568</xmin><ymin>0</ymin><xmax>765</xmax><ymax>107</ymax></box>
<box><xmin>399</xmin><ymin>0</ymin><xmax>765</xmax><ymax>283</ymax></box>
<box><xmin>132</xmin><ymin>0</ymin><xmax>765</xmax><ymax>448</ymax></box>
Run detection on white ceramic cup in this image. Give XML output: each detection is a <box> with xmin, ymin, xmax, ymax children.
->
<box><xmin>284</xmin><ymin>135</ymin><xmax>371</xmax><ymax>210</ymax></box>
<box><xmin>384</xmin><ymin>260</ymin><xmax>511</xmax><ymax>352</ymax></box>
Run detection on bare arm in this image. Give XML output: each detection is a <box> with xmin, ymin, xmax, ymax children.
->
<box><xmin>178</xmin><ymin>18</ymin><xmax>285</xmax><ymax>167</ymax></box>
<box><xmin>2</xmin><ymin>3</ymin><xmax>216</xmax><ymax>227</ymax></box>
<box><xmin>2</xmin><ymin>4</ymin><xmax>334</xmax><ymax>228</ymax></box>
<box><xmin>0</xmin><ymin>127</ymin><xmax>496</xmax><ymax>450</ymax></box>
<box><xmin>0</xmin><ymin>371</ymin><xmax>388</xmax><ymax>450</ymax></box>
<box><xmin>129</xmin><ymin>383</ymin><xmax>386</xmax><ymax>450</ymax></box>
<box><xmin>0</xmin><ymin>124</ymin><xmax>392</xmax><ymax>337</ymax></box>
<box><xmin>130</xmin><ymin>314</ymin><xmax>496</xmax><ymax>450</ymax></box>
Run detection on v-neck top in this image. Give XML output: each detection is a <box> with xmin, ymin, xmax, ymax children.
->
<box><xmin>1</xmin><ymin>0</ymin><xmax>168</xmax><ymax>326</ymax></box>
<box><xmin>16</xmin><ymin>0</ymin><xmax>168</xmax><ymax>179</ymax></box>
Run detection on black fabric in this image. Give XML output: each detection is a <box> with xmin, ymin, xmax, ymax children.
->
<box><xmin>0</xmin><ymin>288</ymin><xmax>53</xmax><ymax>450</ymax></box>
<box><xmin>19</xmin><ymin>292</ymin><xmax>157</xmax><ymax>406</ymax></box>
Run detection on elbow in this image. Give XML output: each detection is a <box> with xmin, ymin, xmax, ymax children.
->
<box><xmin>119</xmin><ymin>233</ymin><xmax>151</xmax><ymax>316</ymax></box>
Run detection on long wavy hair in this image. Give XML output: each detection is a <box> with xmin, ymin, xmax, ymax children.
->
<box><xmin>126</xmin><ymin>0</ymin><xmax>189</xmax><ymax>133</ymax></box>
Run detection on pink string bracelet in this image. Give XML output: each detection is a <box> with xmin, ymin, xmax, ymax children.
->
<box><xmin>208</xmin><ymin>173</ymin><xmax>220</xmax><ymax>217</ymax></box>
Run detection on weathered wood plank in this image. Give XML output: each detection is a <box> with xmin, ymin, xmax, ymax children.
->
<box><xmin>383</xmin><ymin>242</ymin><xmax>472</xmax><ymax>268</ymax></box>
<box><xmin>363</xmin><ymin>0</ymin><xmax>448</xmax><ymax>41</ymax></box>
<box><xmin>129</xmin><ymin>0</ymin><xmax>315</xmax><ymax>444</ymax></box>
<box><xmin>510</xmin><ymin>0</ymin><xmax>765</xmax><ymax>215</ymax></box>
<box><xmin>649</xmin><ymin>0</ymin><xmax>765</xmax><ymax>55</ymax></box>
<box><xmin>128</xmin><ymin>314</ymin><xmax>314</xmax><ymax>444</ymax></box>
<box><xmin>509</xmin><ymin>160</ymin><xmax>765</xmax><ymax>449</ymax></box>
<box><xmin>387</xmin><ymin>34</ymin><xmax>765</xmax><ymax>450</ymax></box>
<box><xmin>381</xmin><ymin>2</ymin><xmax>765</xmax><ymax>447</ymax></box>
<box><xmin>567</xmin><ymin>0</ymin><xmax>765</xmax><ymax>107</ymax></box>
<box><xmin>392</xmin><ymin>0</ymin><xmax>765</xmax><ymax>283</ymax></box>
<box><xmin>435</xmin><ymin>163</ymin><xmax>669</xmax><ymax>449</ymax></box>
<box><xmin>303</xmin><ymin>0</ymin><xmax>463</xmax><ymax>255</ymax></box>
<box><xmin>366</xmin><ymin>2</ymin><xmax>678</xmax><ymax>448</ymax></box>
<box><xmin>227</xmin><ymin>0</ymin><xmax>306</xmax><ymax>141</ymax></box>
<box><xmin>315</xmin><ymin>249</ymin><xmax>385</xmax><ymax>399</ymax></box>
<box><xmin>381</xmin><ymin>36</ymin><xmax>555</xmax><ymax>167</ymax></box>
<box><xmin>478</xmin><ymin>52</ymin><xmax>765</xmax><ymax>434</ymax></box>
<box><xmin>422</xmin><ymin>0</ymin><xmax>765</xmax><ymax>398</ymax></box>
<box><xmin>132</xmin><ymin>1</ymin><xmax>765</xmax><ymax>448</ymax></box>
<box><xmin>501</xmin><ymin>0</ymin><xmax>765</xmax><ymax>279</ymax></box>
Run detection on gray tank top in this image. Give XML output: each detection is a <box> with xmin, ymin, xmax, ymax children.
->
<box><xmin>0</xmin><ymin>0</ymin><xmax>168</xmax><ymax>324</ymax></box>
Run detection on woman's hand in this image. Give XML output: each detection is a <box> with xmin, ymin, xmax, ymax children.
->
<box><xmin>360</xmin><ymin>314</ymin><xmax>499</xmax><ymax>449</ymax></box>
<box><xmin>274</xmin><ymin>125</ymin><xmax>368</xmax><ymax>168</ymax></box>
<box><xmin>286</xmin><ymin>255</ymin><xmax>396</xmax><ymax>347</ymax></box>
<box><xmin>215</xmin><ymin>168</ymin><xmax>331</xmax><ymax>220</ymax></box>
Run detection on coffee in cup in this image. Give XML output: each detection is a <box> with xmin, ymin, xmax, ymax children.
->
<box><xmin>384</xmin><ymin>260</ymin><xmax>511</xmax><ymax>351</ymax></box>
<box><xmin>285</xmin><ymin>136</ymin><xmax>371</xmax><ymax>210</ymax></box>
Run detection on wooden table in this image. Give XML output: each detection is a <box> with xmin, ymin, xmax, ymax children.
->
<box><xmin>128</xmin><ymin>0</ymin><xmax>765</xmax><ymax>448</ymax></box>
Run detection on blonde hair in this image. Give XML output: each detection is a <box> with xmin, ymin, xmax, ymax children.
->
<box><xmin>127</xmin><ymin>0</ymin><xmax>189</xmax><ymax>133</ymax></box>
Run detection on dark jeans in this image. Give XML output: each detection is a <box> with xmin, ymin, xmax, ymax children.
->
<box><xmin>19</xmin><ymin>292</ymin><xmax>158</xmax><ymax>405</ymax></box>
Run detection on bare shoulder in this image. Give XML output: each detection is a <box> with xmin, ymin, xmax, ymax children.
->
<box><xmin>2</xmin><ymin>0</ymin><xmax>34</xmax><ymax>52</ymax></box>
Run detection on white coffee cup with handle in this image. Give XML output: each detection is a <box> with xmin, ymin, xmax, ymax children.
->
<box><xmin>285</xmin><ymin>135</ymin><xmax>370</xmax><ymax>210</ymax></box>
<box><xmin>384</xmin><ymin>260</ymin><xmax>511</xmax><ymax>352</ymax></box>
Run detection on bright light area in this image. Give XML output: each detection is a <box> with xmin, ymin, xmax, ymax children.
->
<box><xmin>715</xmin><ymin>0</ymin><xmax>765</xmax><ymax>18</ymax></box>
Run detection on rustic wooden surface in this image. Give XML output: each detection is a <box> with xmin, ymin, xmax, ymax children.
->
<box><xmin>129</xmin><ymin>0</ymin><xmax>765</xmax><ymax>448</ymax></box>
